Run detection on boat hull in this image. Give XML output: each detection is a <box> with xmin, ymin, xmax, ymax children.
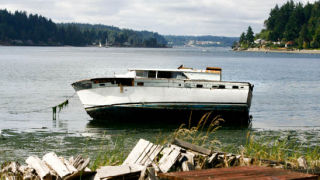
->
<box><xmin>73</xmin><ymin>80</ymin><xmax>253</xmax><ymax>126</ymax></box>
<box><xmin>85</xmin><ymin>103</ymin><xmax>251</xmax><ymax>126</ymax></box>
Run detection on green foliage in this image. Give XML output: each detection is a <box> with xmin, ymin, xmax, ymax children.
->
<box><xmin>239</xmin><ymin>32</ymin><xmax>246</xmax><ymax>45</ymax></box>
<box><xmin>90</xmin><ymin>135</ymin><xmax>126</xmax><ymax>170</ymax></box>
<box><xmin>243</xmin><ymin>132</ymin><xmax>320</xmax><ymax>169</ymax></box>
<box><xmin>246</xmin><ymin>26</ymin><xmax>254</xmax><ymax>45</ymax></box>
<box><xmin>237</xmin><ymin>26</ymin><xmax>255</xmax><ymax>49</ymax></box>
<box><xmin>260</xmin><ymin>0</ymin><xmax>320</xmax><ymax>49</ymax></box>
<box><xmin>172</xmin><ymin>112</ymin><xmax>223</xmax><ymax>150</ymax></box>
<box><xmin>0</xmin><ymin>9</ymin><xmax>167</xmax><ymax>47</ymax></box>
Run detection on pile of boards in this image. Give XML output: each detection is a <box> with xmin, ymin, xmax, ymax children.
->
<box><xmin>0</xmin><ymin>152</ymin><xmax>93</xmax><ymax>180</ymax></box>
<box><xmin>94</xmin><ymin>138</ymin><xmax>253</xmax><ymax>180</ymax></box>
<box><xmin>1</xmin><ymin>138</ymin><xmax>308</xmax><ymax>180</ymax></box>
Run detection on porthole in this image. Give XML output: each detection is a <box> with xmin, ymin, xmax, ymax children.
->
<box><xmin>218</xmin><ymin>85</ymin><xmax>225</xmax><ymax>89</ymax></box>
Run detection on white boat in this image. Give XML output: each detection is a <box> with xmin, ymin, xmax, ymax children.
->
<box><xmin>72</xmin><ymin>66</ymin><xmax>253</xmax><ymax>125</ymax></box>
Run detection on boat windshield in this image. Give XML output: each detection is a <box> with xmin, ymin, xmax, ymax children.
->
<box><xmin>135</xmin><ymin>70</ymin><xmax>187</xmax><ymax>79</ymax></box>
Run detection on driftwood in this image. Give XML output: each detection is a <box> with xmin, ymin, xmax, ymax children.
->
<box><xmin>43</xmin><ymin>152</ymin><xmax>72</xmax><ymax>178</ymax></box>
<box><xmin>26</xmin><ymin>156</ymin><xmax>51</xmax><ymax>180</ymax></box>
<box><xmin>1</xmin><ymin>152</ymin><xmax>92</xmax><ymax>180</ymax></box>
<box><xmin>72</xmin><ymin>155</ymin><xmax>90</xmax><ymax>171</ymax></box>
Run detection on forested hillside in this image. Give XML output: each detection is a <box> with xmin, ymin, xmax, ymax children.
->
<box><xmin>256</xmin><ymin>0</ymin><xmax>320</xmax><ymax>49</ymax></box>
<box><xmin>0</xmin><ymin>9</ymin><xmax>167</xmax><ymax>47</ymax></box>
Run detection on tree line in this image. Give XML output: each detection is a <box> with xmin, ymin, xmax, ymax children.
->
<box><xmin>0</xmin><ymin>9</ymin><xmax>167</xmax><ymax>47</ymax></box>
<box><xmin>237</xmin><ymin>0</ymin><xmax>320</xmax><ymax>49</ymax></box>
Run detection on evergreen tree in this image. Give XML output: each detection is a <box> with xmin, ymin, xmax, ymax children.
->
<box><xmin>239</xmin><ymin>32</ymin><xmax>246</xmax><ymax>45</ymax></box>
<box><xmin>246</xmin><ymin>26</ymin><xmax>254</xmax><ymax>45</ymax></box>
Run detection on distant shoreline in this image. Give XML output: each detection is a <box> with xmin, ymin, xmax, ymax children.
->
<box><xmin>236</xmin><ymin>48</ymin><xmax>320</xmax><ymax>54</ymax></box>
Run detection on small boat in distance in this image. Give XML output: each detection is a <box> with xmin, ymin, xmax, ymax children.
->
<box><xmin>72</xmin><ymin>66</ymin><xmax>253</xmax><ymax>125</ymax></box>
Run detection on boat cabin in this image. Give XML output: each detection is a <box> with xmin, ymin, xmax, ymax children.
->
<box><xmin>131</xmin><ymin>67</ymin><xmax>222</xmax><ymax>81</ymax></box>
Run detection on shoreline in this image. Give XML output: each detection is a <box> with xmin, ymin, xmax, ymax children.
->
<box><xmin>236</xmin><ymin>48</ymin><xmax>320</xmax><ymax>54</ymax></box>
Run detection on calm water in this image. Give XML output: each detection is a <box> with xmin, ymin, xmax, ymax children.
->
<box><xmin>0</xmin><ymin>46</ymin><xmax>320</xmax><ymax>162</ymax></box>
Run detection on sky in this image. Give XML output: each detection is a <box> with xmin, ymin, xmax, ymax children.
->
<box><xmin>0</xmin><ymin>0</ymin><xmax>317</xmax><ymax>37</ymax></box>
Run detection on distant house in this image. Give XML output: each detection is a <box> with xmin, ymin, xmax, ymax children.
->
<box><xmin>254</xmin><ymin>39</ymin><xmax>262</xmax><ymax>44</ymax></box>
<box><xmin>285</xmin><ymin>41</ymin><xmax>294</xmax><ymax>48</ymax></box>
<box><xmin>254</xmin><ymin>39</ymin><xmax>266</xmax><ymax>45</ymax></box>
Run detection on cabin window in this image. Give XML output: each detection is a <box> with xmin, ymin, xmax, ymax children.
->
<box><xmin>158</xmin><ymin>71</ymin><xmax>172</xmax><ymax>78</ymax></box>
<box><xmin>99</xmin><ymin>83</ymin><xmax>105</xmax><ymax>86</ymax></box>
<box><xmin>136</xmin><ymin>70</ymin><xmax>147</xmax><ymax>77</ymax></box>
<box><xmin>212</xmin><ymin>85</ymin><xmax>218</xmax><ymax>89</ymax></box>
<box><xmin>241</xmin><ymin>86</ymin><xmax>244</xmax><ymax>89</ymax></box>
<box><xmin>218</xmin><ymin>85</ymin><xmax>225</xmax><ymax>89</ymax></box>
<box><xmin>197</xmin><ymin>84</ymin><xmax>203</xmax><ymax>88</ymax></box>
<box><xmin>148</xmin><ymin>71</ymin><xmax>156</xmax><ymax>78</ymax></box>
<box><xmin>137</xmin><ymin>82</ymin><xmax>144</xmax><ymax>86</ymax></box>
<box><xmin>232</xmin><ymin>86</ymin><xmax>239</xmax><ymax>89</ymax></box>
<box><xmin>179</xmin><ymin>84</ymin><xmax>181</xmax><ymax>87</ymax></box>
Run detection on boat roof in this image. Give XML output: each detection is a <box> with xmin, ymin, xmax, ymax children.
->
<box><xmin>129</xmin><ymin>66</ymin><xmax>221</xmax><ymax>73</ymax></box>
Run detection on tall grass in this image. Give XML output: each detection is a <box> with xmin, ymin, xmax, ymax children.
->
<box><xmin>243</xmin><ymin>132</ymin><xmax>320</xmax><ymax>170</ymax></box>
<box><xmin>171</xmin><ymin>112</ymin><xmax>223</xmax><ymax>149</ymax></box>
<box><xmin>89</xmin><ymin>135</ymin><xmax>127</xmax><ymax>170</ymax></box>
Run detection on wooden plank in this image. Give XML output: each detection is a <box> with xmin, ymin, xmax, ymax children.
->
<box><xmin>94</xmin><ymin>164</ymin><xmax>145</xmax><ymax>180</ymax></box>
<box><xmin>26</xmin><ymin>156</ymin><xmax>51</xmax><ymax>180</ymax></box>
<box><xmin>135</xmin><ymin>143</ymin><xmax>154</xmax><ymax>164</ymax></box>
<box><xmin>60</xmin><ymin>157</ymin><xmax>77</xmax><ymax>174</ymax></box>
<box><xmin>123</xmin><ymin>139</ymin><xmax>150</xmax><ymax>165</ymax></box>
<box><xmin>158</xmin><ymin>148</ymin><xmax>181</xmax><ymax>173</ymax></box>
<box><xmin>172</xmin><ymin>138</ymin><xmax>211</xmax><ymax>155</ymax></box>
<box><xmin>64</xmin><ymin>171</ymin><xmax>96</xmax><ymax>180</ymax></box>
<box><xmin>142</xmin><ymin>145</ymin><xmax>163</xmax><ymax>166</ymax></box>
<box><xmin>140</xmin><ymin>144</ymin><xmax>157</xmax><ymax>165</ymax></box>
<box><xmin>158</xmin><ymin>166</ymin><xmax>319</xmax><ymax>180</ymax></box>
<box><xmin>42</xmin><ymin>152</ymin><xmax>71</xmax><ymax>178</ymax></box>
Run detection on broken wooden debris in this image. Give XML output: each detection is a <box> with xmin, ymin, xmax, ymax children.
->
<box><xmin>26</xmin><ymin>156</ymin><xmax>51</xmax><ymax>180</ymax></box>
<box><xmin>172</xmin><ymin>138</ymin><xmax>212</xmax><ymax>155</ymax></box>
<box><xmin>43</xmin><ymin>152</ymin><xmax>72</xmax><ymax>178</ymax></box>
<box><xmin>94</xmin><ymin>164</ymin><xmax>145</xmax><ymax>180</ymax></box>
<box><xmin>123</xmin><ymin>139</ymin><xmax>163</xmax><ymax>167</ymax></box>
<box><xmin>158</xmin><ymin>147</ymin><xmax>181</xmax><ymax>173</ymax></box>
<box><xmin>1</xmin><ymin>138</ymin><xmax>318</xmax><ymax>180</ymax></box>
<box><xmin>1</xmin><ymin>153</ymin><xmax>92</xmax><ymax>180</ymax></box>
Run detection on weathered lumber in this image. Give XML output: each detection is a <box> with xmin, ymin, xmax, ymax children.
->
<box><xmin>69</xmin><ymin>154</ymin><xmax>90</xmax><ymax>172</ymax></box>
<box><xmin>64</xmin><ymin>170</ymin><xmax>96</xmax><ymax>180</ymax></box>
<box><xmin>26</xmin><ymin>156</ymin><xmax>51</xmax><ymax>180</ymax></box>
<box><xmin>42</xmin><ymin>152</ymin><xmax>71</xmax><ymax>178</ymax></box>
<box><xmin>123</xmin><ymin>139</ymin><xmax>150</xmax><ymax>165</ymax></box>
<box><xmin>141</xmin><ymin>145</ymin><xmax>163</xmax><ymax>166</ymax></box>
<box><xmin>172</xmin><ymin>138</ymin><xmax>211</xmax><ymax>155</ymax></box>
<box><xmin>123</xmin><ymin>139</ymin><xmax>163</xmax><ymax>167</ymax></box>
<box><xmin>94</xmin><ymin>164</ymin><xmax>145</xmax><ymax>180</ymax></box>
<box><xmin>158</xmin><ymin>166</ymin><xmax>319</xmax><ymax>180</ymax></box>
<box><xmin>158</xmin><ymin>147</ymin><xmax>181</xmax><ymax>173</ymax></box>
<box><xmin>60</xmin><ymin>157</ymin><xmax>77</xmax><ymax>174</ymax></box>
